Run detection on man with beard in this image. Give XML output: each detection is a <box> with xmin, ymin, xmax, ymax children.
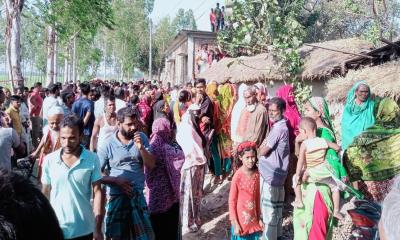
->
<box><xmin>41</xmin><ymin>115</ymin><xmax>104</xmax><ymax>240</ymax></box>
<box><xmin>258</xmin><ymin>97</ymin><xmax>290</xmax><ymax>240</ymax></box>
<box><xmin>98</xmin><ymin>107</ymin><xmax>156</xmax><ymax>240</ymax></box>
<box><xmin>236</xmin><ymin>86</ymin><xmax>268</xmax><ymax>147</ymax></box>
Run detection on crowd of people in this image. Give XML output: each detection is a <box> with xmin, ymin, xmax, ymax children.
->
<box><xmin>195</xmin><ymin>43</ymin><xmax>225</xmax><ymax>74</ymax></box>
<box><xmin>209</xmin><ymin>3</ymin><xmax>225</xmax><ymax>32</ymax></box>
<box><xmin>0</xmin><ymin>78</ymin><xmax>399</xmax><ymax>240</ymax></box>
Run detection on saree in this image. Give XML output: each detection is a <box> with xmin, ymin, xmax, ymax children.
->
<box><xmin>217</xmin><ymin>83</ymin><xmax>235</xmax><ymax>173</ymax></box>
<box><xmin>341</xmin><ymin>81</ymin><xmax>375</xmax><ymax>150</ymax></box>
<box><xmin>346</xmin><ymin>98</ymin><xmax>400</xmax><ymax>182</ymax></box>
<box><xmin>308</xmin><ymin>97</ymin><xmax>348</xmax><ymax>180</ymax></box>
<box><xmin>292</xmin><ymin>183</ymin><xmax>334</xmax><ymax>240</ymax></box>
<box><xmin>206</xmin><ymin>82</ymin><xmax>223</xmax><ymax>176</ymax></box>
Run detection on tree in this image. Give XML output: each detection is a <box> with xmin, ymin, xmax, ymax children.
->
<box><xmin>172</xmin><ymin>8</ymin><xmax>197</xmax><ymax>33</ymax></box>
<box><xmin>38</xmin><ymin>0</ymin><xmax>114</xmax><ymax>84</ymax></box>
<box><xmin>4</xmin><ymin>0</ymin><xmax>25</xmax><ymax>90</ymax></box>
<box><xmin>153</xmin><ymin>16</ymin><xmax>176</xmax><ymax>77</ymax></box>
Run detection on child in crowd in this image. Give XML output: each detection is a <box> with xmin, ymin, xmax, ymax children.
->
<box><xmin>30</xmin><ymin>106</ymin><xmax>64</xmax><ymax>179</ymax></box>
<box><xmin>229</xmin><ymin>141</ymin><xmax>263</xmax><ymax>239</ymax></box>
<box><xmin>293</xmin><ymin>117</ymin><xmax>344</xmax><ymax>219</ymax></box>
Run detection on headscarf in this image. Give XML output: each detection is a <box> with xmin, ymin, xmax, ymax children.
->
<box><xmin>231</xmin><ymin>83</ymin><xmax>247</xmax><ymax>143</ymax></box>
<box><xmin>206</xmin><ymin>81</ymin><xmax>218</xmax><ymax>101</ymax></box>
<box><xmin>148</xmin><ymin>118</ymin><xmax>185</xmax><ymax>213</ymax></box>
<box><xmin>308</xmin><ymin>97</ymin><xmax>334</xmax><ymax>133</ymax></box>
<box><xmin>341</xmin><ymin>81</ymin><xmax>375</xmax><ymax>150</ymax></box>
<box><xmin>138</xmin><ymin>95</ymin><xmax>152</xmax><ymax>126</ymax></box>
<box><xmin>153</xmin><ymin>100</ymin><xmax>167</xmax><ymax>120</ymax></box>
<box><xmin>176</xmin><ymin>107</ymin><xmax>207</xmax><ymax>170</ymax></box>
<box><xmin>276</xmin><ymin>85</ymin><xmax>301</xmax><ymax>135</ymax></box>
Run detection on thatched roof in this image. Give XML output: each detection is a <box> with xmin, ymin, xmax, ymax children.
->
<box><xmin>325</xmin><ymin>60</ymin><xmax>400</xmax><ymax>103</ymax></box>
<box><xmin>198</xmin><ymin>38</ymin><xmax>373</xmax><ymax>83</ymax></box>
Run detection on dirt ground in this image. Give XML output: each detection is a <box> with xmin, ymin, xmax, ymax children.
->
<box><xmin>182</xmin><ymin>174</ymin><xmax>355</xmax><ymax>240</ymax></box>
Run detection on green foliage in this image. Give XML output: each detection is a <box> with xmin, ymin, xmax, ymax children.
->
<box><xmin>172</xmin><ymin>8</ymin><xmax>197</xmax><ymax>33</ymax></box>
<box><xmin>218</xmin><ymin>0</ymin><xmax>305</xmax><ymax>79</ymax></box>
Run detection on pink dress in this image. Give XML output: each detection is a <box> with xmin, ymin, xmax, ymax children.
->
<box><xmin>229</xmin><ymin>168</ymin><xmax>262</xmax><ymax>236</ymax></box>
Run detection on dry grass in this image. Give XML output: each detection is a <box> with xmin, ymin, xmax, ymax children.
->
<box><xmin>198</xmin><ymin>38</ymin><xmax>373</xmax><ymax>84</ymax></box>
<box><xmin>325</xmin><ymin>60</ymin><xmax>400</xmax><ymax>103</ymax></box>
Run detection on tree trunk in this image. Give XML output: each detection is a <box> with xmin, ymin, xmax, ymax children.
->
<box><xmin>4</xmin><ymin>0</ymin><xmax>25</xmax><ymax>90</ymax></box>
<box><xmin>64</xmin><ymin>47</ymin><xmax>69</xmax><ymax>84</ymax></box>
<box><xmin>54</xmin><ymin>34</ymin><xmax>58</xmax><ymax>83</ymax></box>
<box><xmin>45</xmin><ymin>25</ymin><xmax>56</xmax><ymax>86</ymax></box>
<box><xmin>72</xmin><ymin>37</ymin><xmax>77</xmax><ymax>82</ymax></box>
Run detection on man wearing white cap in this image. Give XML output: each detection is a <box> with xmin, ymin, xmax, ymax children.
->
<box><xmin>31</xmin><ymin>106</ymin><xmax>64</xmax><ymax>179</ymax></box>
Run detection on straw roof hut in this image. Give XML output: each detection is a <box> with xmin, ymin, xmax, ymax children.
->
<box><xmin>325</xmin><ymin>60</ymin><xmax>400</xmax><ymax>103</ymax></box>
<box><xmin>198</xmin><ymin>38</ymin><xmax>373</xmax><ymax>84</ymax></box>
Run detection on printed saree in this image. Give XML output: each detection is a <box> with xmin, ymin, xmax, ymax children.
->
<box><xmin>346</xmin><ymin>98</ymin><xmax>400</xmax><ymax>182</ymax></box>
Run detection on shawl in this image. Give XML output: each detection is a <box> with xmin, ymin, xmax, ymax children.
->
<box><xmin>176</xmin><ymin>111</ymin><xmax>207</xmax><ymax>170</ymax></box>
<box><xmin>346</xmin><ymin>98</ymin><xmax>400</xmax><ymax>181</ymax></box>
<box><xmin>138</xmin><ymin>96</ymin><xmax>152</xmax><ymax>126</ymax></box>
<box><xmin>206</xmin><ymin>82</ymin><xmax>219</xmax><ymax>101</ymax></box>
<box><xmin>231</xmin><ymin>83</ymin><xmax>247</xmax><ymax>143</ymax></box>
<box><xmin>341</xmin><ymin>81</ymin><xmax>375</xmax><ymax>150</ymax></box>
<box><xmin>147</xmin><ymin>118</ymin><xmax>184</xmax><ymax>213</ymax></box>
<box><xmin>276</xmin><ymin>85</ymin><xmax>301</xmax><ymax>136</ymax></box>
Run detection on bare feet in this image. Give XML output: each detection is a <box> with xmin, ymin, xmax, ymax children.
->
<box><xmin>333</xmin><ymin>211</ymin><xmax>344</xmax><ymax>220</ymax></box>
<box><xmin>213</xmin><ymin>176</ymin><xmax>221</xmax><ymax>185</ymax></box>
<box><xmin>291</xmin><ymin>200</ymin><xmax>304</xmax><ymax>208</ymax></box>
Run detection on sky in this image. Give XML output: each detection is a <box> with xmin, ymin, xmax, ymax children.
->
<box><xmin>150</xmin><ymin>0</ymin><xmax>224</xmax><ymax>31</ymax></box>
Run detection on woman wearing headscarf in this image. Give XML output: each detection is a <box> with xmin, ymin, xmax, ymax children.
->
<box><xmin>341</xmin><ymin>81</ymin><xmax>375</xmax><ymax>151</ymax></box>
<box><xmin>276</xmin><ymin>84</ymin><xmax>301</xmax><ymax>149</ymax></box>
<box><xmin>146</xmin><ymin>118</ymin><xmax>185</xmax><ymax>239</ymax></box>
<box><xmin>153</xmin><ymin>99</ymin><xmax>170</xmax><ymax>121</ymax></box>
<box><xmin>138</xmin><ymin>94</ymin><xmax>153</xmax><ymax>134</ymax></box>
<box><xmin>293</xmin><ymin>97</ymin><xmax>361</xmax><ymax>240</ymax></box>
<box><xmin>345</xmin><ymin>96</ymin><xmax>400</xmax><ymax>202</ymax></box>
<box><xmin>217</xmin><ymin>82</ymin><xmax>235</xmax><ymax>180</ymax></box>
<box><xmin>276</xmin><ymin>85</ymin><xmax>301</xmax><ymax>198</ymax></box>
<box><xmin>176</xmin><ymin>104</ymin><xmax>207</xmax><ymax>235</ymax></box>
<box><xmin>206</xmin><ymin>81</ymin><xmax>224</xmax><ymax>184</ymax></box>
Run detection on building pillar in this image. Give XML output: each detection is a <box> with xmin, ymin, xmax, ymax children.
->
<box><xmin>187</xmin><ymin>35</ymin><xmax>194</xmax><ymax>82</ymax></box>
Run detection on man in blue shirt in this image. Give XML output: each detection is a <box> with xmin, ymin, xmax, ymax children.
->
<box><xmin>259</xmin><ymin>97</ymin><xmax>290</xmax><ymax>240</ymax></box>
<box><xmin>41</xmin><ymin>115</ymin><xmax>104</xmax><ymax>240</ymax></box>
<box><xmin>98</xmin><ymin>107</ymin><xmax>156</xmax><ymax>240</ymax></box>
<box><xmin>72</xmin><ymin>82</ymin><xmax>95</xmax><ymax>148</ymax></box>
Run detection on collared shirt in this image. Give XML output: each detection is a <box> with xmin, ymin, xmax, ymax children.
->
<box><xmin>259</xmin><ymin>118</ymin><xmax>290</xmax><ymax>187</ymax></box>
<box><xmin>41</xmin><ymin>147</ymin><xmax>102</xmax><ymax>239</ymax></box>
<box><xmin>6</xmin><ymin>106</ymin><xmax>22</xmax><ymax>135</ymax></box>
<box><xmin>97</xmin><ymin>131</ymin><xmax>150</xmax><ymax>195</ymax></box>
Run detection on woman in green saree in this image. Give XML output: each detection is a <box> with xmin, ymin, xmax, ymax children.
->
<box><xmin>292</xmin><ymin>97</ymin><xmax>338</xmax><ymax>240</ymax></box>
<box><xmin>293</xmin><ymin>96</ymin><xmax>362</xmax><ymax>239</ymax></box>
<box><xmin>345</xmin><ymin>97</ymin><xmax>400</xmax><ymax>202</ymax></box>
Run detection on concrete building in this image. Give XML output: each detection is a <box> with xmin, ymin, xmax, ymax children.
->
<box><xmin>163</xmin><ymin>30</ymin><xmax>217</xmax><ymax>86</ymax></box>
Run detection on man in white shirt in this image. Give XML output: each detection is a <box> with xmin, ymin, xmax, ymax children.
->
<box><xmin>42</xmin><ymin>84</ymin><xmax>60</xmax><ymax>129</ymax></box>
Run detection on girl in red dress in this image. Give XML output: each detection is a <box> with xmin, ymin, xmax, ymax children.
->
<box><xmin>229</xmin><ymin>141</ymin><xmax>263</xmax><ymax>239</ymax></box>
